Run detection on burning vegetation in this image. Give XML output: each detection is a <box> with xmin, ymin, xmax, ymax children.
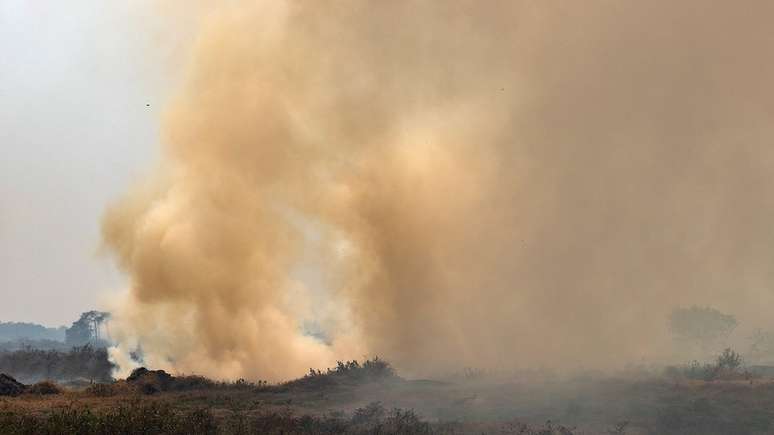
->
<box><xmin>3</xmin><ymin>354</ymin><xmax>774</xmax><ymax>434</ymax></box>
<box><xmin>6</xmin><ymin>0</ymin><xmax>774</xmax><ymax>433</ymax></box>
<box><xmin>100</xmin><ymin>0</ymin><xmax>774</xmax><ymax>383</ymax></box>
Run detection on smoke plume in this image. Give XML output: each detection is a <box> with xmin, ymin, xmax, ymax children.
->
<box><xmin>103</xmin><ymin>1</ymin><xmax>774</xmax><ymax>380</ymax></box>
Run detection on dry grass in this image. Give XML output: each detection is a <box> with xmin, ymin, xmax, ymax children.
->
<box><xmin>4</xmin><ymin>359</ymin><xmax>774</xmax><ymax>434</ymax></box>
<box><xmin>24</xmin><ymin>381</ymin><xmax>61</xmax><ymax>395</ymax></box>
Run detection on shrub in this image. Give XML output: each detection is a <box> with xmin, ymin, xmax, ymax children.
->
<box><xmin>716</xmin><ymin>348</ymin><xmax>742</xmax><ymax>371</ymax></box>
<box><xmin>381</xmin><ymin>408</ymin><xmax>432</xmax><ymax>435</ymax></box>
<box><xmin>351</xmin><ymin>401</ymin><xmax>385</xmax><ymax>425</ymax></box>
<box><xmin>284</xmin><ymin>357</ymin><xmax>397</xmax><ymax>391</ymax></box>
<box><xmin>170</xmin><ymin>375</ymin><xmax>215</xmax><ymax>391</ymax></box>
<box><xmin>140</xmin><ymin>383</ymin><xmax>160</xmax><ymax>395</ymax></box>
<box><xmin>664</xmin><ymin>348</ymin><xmax>752</xmax><ymax>381</ymax></box>
<box><xmin>26</xmin><ymin>380</ymin><xmax>61</xmax><ymax>395</ymax></box>
<box><xmin>0</xmin><ymin>373</ymin><xmax>26</xmax><ymax>396</ymax></box>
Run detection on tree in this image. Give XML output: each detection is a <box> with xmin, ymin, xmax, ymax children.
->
<box><xmin>668</xmin><ymin>306</ymin><xmax>737</xmax><ymax>354</ymax></box>
<box><xmin>65</xmin><ymin>311</ymin><xmax>110</xmax><ymax>347</ymax></box>
<box><xmin>716</xmin><ymin>348</ymin><xmax>742</xmax><ymax>371</ymax></box>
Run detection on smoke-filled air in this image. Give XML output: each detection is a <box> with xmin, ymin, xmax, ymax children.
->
<box><xmin>101</xmin><ymin>1</ymin><xmax>774</xmax><ymax>381</ymax></box>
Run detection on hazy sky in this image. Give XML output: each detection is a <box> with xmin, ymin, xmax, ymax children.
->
<box><xmin>0</xmin><ymin>1</ymin><xmax>174</xmax><ymax>326</ymax></box>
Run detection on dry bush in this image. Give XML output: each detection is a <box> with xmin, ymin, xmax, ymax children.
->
<box><xmin>26</xmin><ymin>380</ymin><xmax>61</xmax><ymax>395</ymax></box>
<box><xmin>283</xmin><ymin>358</ymin><xmax>397</xmax><ymax>391</ymax></box>
<box><xmin>663</xmin><ymin>348</ymin><xmax>754</xmax><ymax>382</ymax></box>
<box><xmin>0</xmin><ymin>373</ymin><xmax>25</xmax><ymax>396</ymax></box>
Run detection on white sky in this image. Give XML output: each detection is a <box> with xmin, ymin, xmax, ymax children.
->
<box><xmin>0</xmin><ymin>1</ymin><xmax>177</xmax><ymax>326</ymax></box>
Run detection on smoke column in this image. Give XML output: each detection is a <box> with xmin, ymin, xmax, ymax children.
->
<box><xmin>103</xmin><ymin>1</ymin><xmax>774</xmax><ymax>380</ymax></box>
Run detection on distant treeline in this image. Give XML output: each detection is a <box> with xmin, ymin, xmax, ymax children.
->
<box><xmin>0</xmin><ymin>322</ymin><xmax>65</xmax><ymax>342</ymax></box>
<box><xmin>0</xmin><ymin>339</ymin><xmax>71</xmax><ymax>352</ymax></box>
<box><xmin>0</xmin><ymin>345</ymin><xmax>113</xmax><ymax>384</ymax></box>
<box><xmin>0</xmin><ymin>311</ymin><xmax>111</xmax><ymax>353</ymax></box>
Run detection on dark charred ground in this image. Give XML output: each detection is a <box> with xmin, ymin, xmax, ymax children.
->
<box><xmin>2</xmin><ymin>360</ymin><xmax>774</xmax><ymax>434</ymax></box>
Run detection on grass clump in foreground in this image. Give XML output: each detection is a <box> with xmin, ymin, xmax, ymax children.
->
<box><xmin>0</xmin><ymin>402</ymin><xmax>216</xmax><ymax>435</ymax></box>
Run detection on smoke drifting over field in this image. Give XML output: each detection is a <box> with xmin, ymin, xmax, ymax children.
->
<box><xmin>103</xmin><ymin>1</ymin><xmax>774</xmax><ymax>380</ymax></box>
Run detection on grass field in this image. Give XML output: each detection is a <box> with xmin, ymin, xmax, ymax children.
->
<box><xmin>3</xmin><ymin>360</ymin><xmax>774</xmax><ymax>434</ymax></box>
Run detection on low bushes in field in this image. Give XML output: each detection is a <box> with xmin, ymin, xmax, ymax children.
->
<box><xmin>282</xmin><ymin>357</ymin><xmax>397</xmax><ymax>391</ymax></box>
<box><xmin>82</xmin><ymin>368</ymin><xmax>274</xmax><ymax>397</ymax></box>
<box><xmin>84</xmin><ymin>358</ymin><xmax>395</xmax><ymax>397</ymax></box>
<box><xmin>664</xmin><ymin>348</ymin><xmax>753</xmax><ymax>381</ymax></box>
<box><xmin>0</xmin><ymin>374</ymin><xmax>25</xmax><ymax>396</ymax></box>
<box><xmin>25</xmin><ymin>380</ymin><xmax>61</xmax><ymax>395</ymax></box>
<box><xmin>0</xmin><ymin>374</ymin><xmax>63</xmax><ymax>396</ymax></box>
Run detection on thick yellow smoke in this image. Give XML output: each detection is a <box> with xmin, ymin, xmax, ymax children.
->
<box><xmin>103</xmin><ymin>1</ymin><xmax>774</xmax><ymax>380</ymax></box>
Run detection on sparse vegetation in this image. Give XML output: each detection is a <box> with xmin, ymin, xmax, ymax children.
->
<box><xmin>0</xmin><ymin>344</ymin><xmax>113</xmax><ymax>384</ymax></box>
<box><xmin>4</xmin><ymin>356</ymin><xmax>774</xmax><ymax>433</ymax></box>
<box><xmin>0</xmin><ymin>402</ymin><xmax>217</xmax><ymax>435</ymax></box>
<box><xmin>664</xmin><ymin>348</ymin><xmax>752</xmax><ymax>381</ymax></box>
<box><xmin>283</xmin><ymin>358</ymin><xmax>397</xmax><ymax>391</ymax></box>
<box><xmin>0</xmin><ymin>400</ymin><xmax>435</xmax><ymax>435</ymax></box>
<box><xmin>25</xmin><ymin>380</ymin><xmax>61</xmax><ymax>395</ymax></box>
